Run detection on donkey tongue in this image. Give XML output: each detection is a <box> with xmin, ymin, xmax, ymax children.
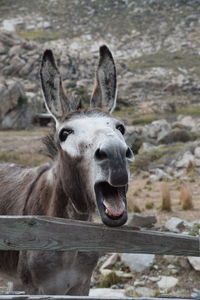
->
<box><xmin>103</xmin><ymin>197</ymin><xmax>125</xmax><ymax>217</ymax></box>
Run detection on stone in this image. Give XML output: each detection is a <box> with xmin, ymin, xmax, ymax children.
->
<box><xmin>194</xmin><ymin>147</ymin><xmax>200</xmax><ymax>158</ymax></box>
<box><xmin>128</xmin><ymin>213</ymin><xmax>157</xmax><ymax>228</ymax></box>
<box><xmin>188</xmin><ymin>257</ymin><xmax>200</xmax><ymax>271</ymax></box>
<box><xmin>100</xmin><ymin>269</ymin><xmax>132</xmax><ymax>278</ymax></box>
<box><xmin>158</xmin><ymin>129</ymin><xmax>192</xmax><ymax>144</ymax></box>
<box><xmin>139</xmin><ymin>142</ymin><xmax>157</xmax><ymax>153</ymax></box>
<box><xmin>0</xmin><ymin>79</ymin><xmax>33</xmax><ymax>129</ymax></box>
<box><xmin>134</xmin><ymin>280</ymin><xmax>145</xmax><ymax>287</ymax></box>
<box><xmin>135</xmin><ymin>287</ymin><xmax>155</xmax><ymax>297</ymax></box>
<box><xmin>157</xmin><ymin>276</ymin><xmax>178</xmax><ymax>291</ymax></box>
<box><xmin>164</xmin><ymin>217</ymin><xmax>185</xmax><ymax>233</ymax></box>
<box><xmin>195</xmin><ymin>158</ymin><xmax>200</xmax><ymax>167</ymax></box>
<box><xmin>100</xmin><ymin>253</ymin><xmax>119</xmax><ymax>271</ymax></box>
<box><xmin>149</xmin><ymin>168</ymin><xmax>172</xmax><ymax>181</ymax></box>
<box><xmin>89</xmin><ymin>288</ymin><xmax>125</xmax><ymax>297</ymax></box>
<box><xmin>176</xmin><ymin>151</ymin><xmax>195</xmax><ymax>168</ymax></box>
<box><xmin>0</xmin><ymin>42</ymin><xmax>6</xmax><ymax>54</ymax></box>
<box><xmin>148</xmin><ymin>276</ymin><xmax>160</xmax><ymax>282</ymax></box>
<box><xmin>125</xmin><ymin>126</ymin><xmax>143</xmax><ymax>148</ymax></box>
<box><xmin>121</xmin><ymin>253</ymin><xmax>155</xmax><ymax>272</ymax></box>
<box><xmin>176</xmin><ymin>116</ymin><xmax>196</xmax><ymax>130</ymax></box>
<box><xmin>0</xmin><ymin>79</ymin><xmax>25</xmax><ymax>121</ymax></box>
<box><xmin>143</xmin><ymin>119</ymin><xmax>171</xmax><ymax>140</ymax></box>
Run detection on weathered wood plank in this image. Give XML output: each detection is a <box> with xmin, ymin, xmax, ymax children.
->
<box><xmin>0</xmin><ymin>296</ymin><xmax>195</xmax><ymax>300</ymax></box>
<box><xmin>0</xmin><ymin>216</ymin><xmax>198</xmax><ymax>256</ymax></box>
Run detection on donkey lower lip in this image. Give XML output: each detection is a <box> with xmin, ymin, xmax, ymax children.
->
<box><xmin>94</xmin><ymin>182</ymin><xmax>128</xmax><ymax>227</ymax></box>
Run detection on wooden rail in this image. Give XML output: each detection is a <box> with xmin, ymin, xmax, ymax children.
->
<box><xmin>0</xmin><ymin>216</ymin><xmax>198</xmax><ymax>256</ymax></box>
<box><xmin>0</xmin><ymin>296</ymin><xmax>196</xmax><ymax>300</ymax></box>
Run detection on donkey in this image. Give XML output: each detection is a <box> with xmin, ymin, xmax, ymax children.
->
<box><xmin>0</xmin><ymin>45</ymin><xmax>133</xmax><ymax>295</ymax></box>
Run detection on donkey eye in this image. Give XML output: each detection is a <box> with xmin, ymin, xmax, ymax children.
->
<box><xmin>116</xmin><ymin>124</ymin><xmax>125</xmax><ymax>135</ymax></box>
<box><xmin>59</xmin><ymin>128</ymin><xmax>73</xmax><ymax>142</ymax></box>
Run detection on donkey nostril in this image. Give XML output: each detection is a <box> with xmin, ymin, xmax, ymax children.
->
<box><xmin>95</xmin><ymin>148</ymin><xmax>108</xmax><ymax>161</ymax></box>
<box><xmin>126</xmin><ymin>147</ymin><xmax>133</xmax><ymax>159</ymax></box>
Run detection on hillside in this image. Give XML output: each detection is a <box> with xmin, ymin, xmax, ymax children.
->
<box><xmin>1</xmin><ymin>0</ymin><xmax>200</xmax><ymax>124</ymax></box>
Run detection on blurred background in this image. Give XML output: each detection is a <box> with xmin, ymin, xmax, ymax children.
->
<box><xmin>0</xmin><ymin>0</ymin><xmax>200</xmax><ymax>297</ymax></box>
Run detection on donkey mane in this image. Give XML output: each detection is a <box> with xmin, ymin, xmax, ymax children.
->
<box><xmin>42</xmin><ymin>133</ymin><xmax>58</xmax><ymax>160</ymax></box>
<box><xmin>42</xmin><ymin>108</ymin><xmax>110</xmax><ymax>160</ymax></box>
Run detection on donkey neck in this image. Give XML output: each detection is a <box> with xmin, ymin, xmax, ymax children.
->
<box><xmin>45</xmin><ymin>152</ymin><xmax>95</xmax><ymax>221</ymax></box>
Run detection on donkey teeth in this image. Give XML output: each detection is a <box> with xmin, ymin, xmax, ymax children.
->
<box><xmin>105</xmin><ymin>208</ymin><xmax>113</xmax><ymax>217</ymax></box>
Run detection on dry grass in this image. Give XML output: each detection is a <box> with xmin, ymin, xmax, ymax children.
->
<box><xmin>128</xmin><ymin>201</ymin><xmax>142</xmax><ymax>213</ymax></box>
<box><xmin>0</xmin><ymin>151</ymin><xmax>49</xmax><ymax>167</ymax></box>
<box><xmin>145</xmin><ymin>200</ymin><xmax>154</xmax><ymax>209</ymax></box>
<box><xmin>180</xmin><ymin>184</ymin><xmax>193</xmax><ymax>210</ymax></box>
<box><xmin>161</xmin><ymin>182</ymin><xmax>171</xmax><ymax>211</ymax></box>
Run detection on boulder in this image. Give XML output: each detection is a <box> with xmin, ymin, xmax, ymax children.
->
<box><xmin>176</xmin><ymin>151</ymin><xmax>195</xmax><ymax>168</ymax></box>
<box><xmin>89</xmin><ymin>288</ymin><xmax>125</xmax><ymax>297</ymax></box>
<box><xmin>158</xmin><ymin>129</ymin><xmax>192</xmax><ymax>144</ymax></box>
<box><xmin>175</xmin><ymin>116</ymin><xmax>196</xmax><ymax>130</ymax></box>
<box><xmin>134</xmin><ymin>287</ymin><xmax>155</xmax><ymax>297</ymax></box>
<box><xmin>128</xmin><ymin>213</ymin><xmax>157</xmax><ymax>228</ymax></box>
<box><xmin>0</xmin><ymin>79</ymin><xmax>33</xmax><ymax>129</ymax></box>
<box><xmin>139</xmin><ymin>142</ymin><xmax>157</xmax><ymax>153</ymax></box>
<box><xmin>100</xmin><ymin>254</ymin><xmax>119</xmax><ymax>271</ymax></box>
<box><xmin>157</xmin><ymin>276</ymin><xmax>178</xmax><ymax>291</ymax></box>
<box><xmin>149</xmin><ymin>168</ymin><xmax>172</xmax><ymax>181</ymax></box>
<box><xmin>164</xmin><ymin>217</ymin><xmax>185</xmax><ymax>233</ymax></box>
<box><xmin>188</xmin><ymin>257</ymin><xmax>200</xmax><ymax>271</ymax></box>
<box><xmin>194</xmin><ymin>147</ymin><xmax>200</xmax><ymax>158</ymax></box>
<box><xmin>143</xmin><ymin>119</ymin><xmax>171</xmax><ymax>140</ymax></box>
<box><xmin>121</xmin><ymin>253</ymin><xmax>155</xmax><ymax>272</ymax></box>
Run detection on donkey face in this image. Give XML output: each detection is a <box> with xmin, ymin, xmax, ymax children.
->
<box><xmin>40</xmin><ymin>46</ymin><xmax>134</xmax><ymax>227</ymax></box>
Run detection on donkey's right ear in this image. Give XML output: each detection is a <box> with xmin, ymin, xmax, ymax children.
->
<box><xmin>40</xmin><ymin>49</ymin><xmax>71</xmax><ymax>123</ymax></box>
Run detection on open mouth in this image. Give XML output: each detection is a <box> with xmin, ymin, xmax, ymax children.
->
<box><xmin>94</xmin><ymin>182</ymin><xmax>128</xmax><ymax>227</ymax></box>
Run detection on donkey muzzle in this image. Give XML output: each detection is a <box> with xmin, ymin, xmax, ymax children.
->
<box><xmin>94</xmin><ymin>141</ymin><xmax>134</xmax><ymax>186</ymax></box>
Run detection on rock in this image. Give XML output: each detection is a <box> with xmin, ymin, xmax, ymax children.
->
<box><xmin>134</xmin><ymin>280</ymin><xmax>145</xmax><ymax>287</ymax></box>
<box><xmin>188</xmin><ymin>257</ymin><xmax>200</xmax><ymax>271</ymax></box>
<box><xmin>125</xmin><ymin>126</ymin><xmax>143</xmax><ymax>149</ymax></box>
<box><xmin>100</xmin><ymin>254</ymin><xmax>119</xmax><ymax>271</ymax></box>
<box><xmin>164</xmin><ymin>217</ymin><xmax>185</xmax><ymax>233</ymax></box>
<box><xmin>194</xmin><ymin>147</ymin><xmax>200</xmax><ymax>158</ymax></box>
<box><xmin>121</xmin><ymin>253</ymin><xmax>155</xmax><ymax>272</ymax></box>
<box><xmin>89</xmin><ymin>288</ymin><xmax>125</xmax><ymax>297</ymax></box>
<box><xmin>176</xmin><ymin>116</ymin><xmax>196</xmax><ymax>130</ymax></box>
<box><xmin>143</xmin><ymin>119</ymin><xmax>171</xmax><ymax>140</ymax></box>
<box><xmin>0</xmin><ymin>79</ymin><xmax>33</xmax><ymax>129</ymax></box>
<box><xmin>194</xmin><ymin>158</ymin><xmax>200</xmax><ymax>167</ymax></box>
<box><xmin>139</xmin><ymin>142</ymin><xmax>157</xmax><ymax>153</ymax></box>
<box><xmin>157</xmin><ymin>276</ymin><xmax>178</xmax><ymax>291</ymax></box>
<box><xmin>125</xmin><ymin>286</ymin><xmax>155</xmax><ymax>297</ymax></box>
<box><xmin>135</xmin><ymin>287</ymin><xmax>155</xmax><ymax>297</ymax></box>
<box><xmin>178</xmin><ymin>257</ymin><xmax>191</xmax><ymax>270</ymax></box>
<box><xmin>176</xmin><ymin>151</ymin><xmax>195</xmax><ymax>168</ymax></box>
<box><xmin>0</xmin><ymin>42</ymin><xmax>6</xmax><ymax>54</ymax></box>
<box><xmin>128</xmin><ymin>213</ymin><xmax>157</xmax><ymax>228</ymax></box>
<box><xmin>149</xmin><ymin>168</ymin><xmax>172</xmax><ymax>181</ymax></box>
<box><xmin>158</xmin><ymin>129</ymin><xmax>192</xmax><ymax>144</ymax></box>
<box><xmin>100</xmin><ymin>269</ymin><xmax>132</xmax><ymax>278</ymax></box>
<box><xmin>148</xmin><ymin>276</ymin><xmax>160</xmax><ymax>282</ymax></box>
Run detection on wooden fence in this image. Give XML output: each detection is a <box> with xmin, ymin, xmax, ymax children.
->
<box><xmin>0</xmin><ymin>216</ymin><xmax>199</xmax><ymax>300</ymax></box>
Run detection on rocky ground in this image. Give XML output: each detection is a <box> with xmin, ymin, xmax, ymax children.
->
<box><xmin>1</xmin><ymin>0</ymin><xmax>200</xmax><ymax>297</ymax></box>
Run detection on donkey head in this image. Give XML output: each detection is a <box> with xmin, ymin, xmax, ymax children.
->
<box><xmin>40</xmin><ymin>45</ymin><xmax>134</xmax><ymax>227</ymax></box>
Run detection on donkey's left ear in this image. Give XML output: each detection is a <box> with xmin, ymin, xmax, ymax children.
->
<box><xmin>90</xmin><ymin>45</ymin><xmax>117</xmax><ymax>113</ymax></box>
